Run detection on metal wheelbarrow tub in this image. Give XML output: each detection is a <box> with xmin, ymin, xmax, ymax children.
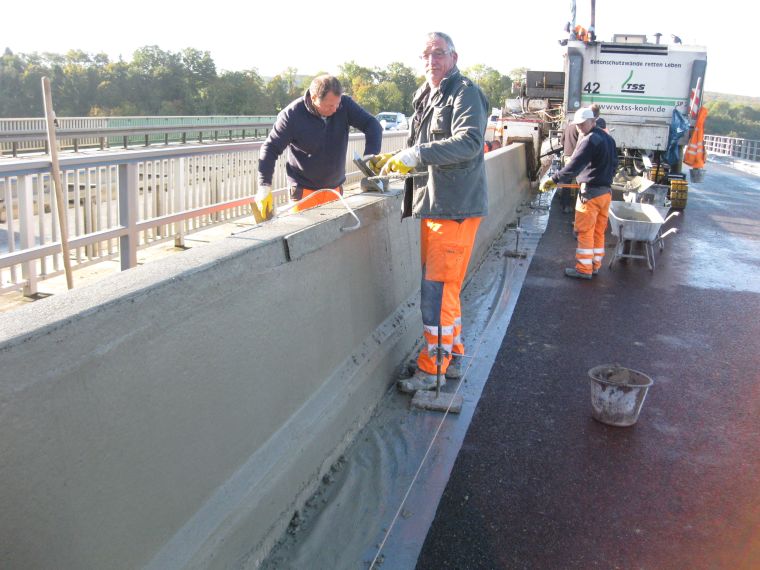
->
<box><xmin>607</xmin><ymin>202</ymin><xmax>679</xmax><ymax>272</ymax></box>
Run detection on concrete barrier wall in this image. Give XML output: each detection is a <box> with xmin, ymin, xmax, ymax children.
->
<box><xmin>0</xmin><ymin>144</ymin><xmax>530</xmax><ymax>569</ymax></box>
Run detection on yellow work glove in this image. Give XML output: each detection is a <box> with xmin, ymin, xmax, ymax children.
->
<box><xmin>252</xmin><ymin>185</ymin><xmax>274</xmax><ymax>222</ymax></box>
<box><xmin>368</xmin><ymin>153</ymin><xmax>393</xmax><ymax>175</ymax></box>
<box><xmin>380</xmin><ymin>147</ymin><xmax>420</xmax><ymax>176</ymax></box>
<box><xmin>540</xmin><ymin>178</ymin><xmax>557</xmax><ymax>193</ymax></box>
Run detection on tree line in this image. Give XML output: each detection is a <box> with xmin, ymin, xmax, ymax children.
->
<box><xmin>3</xmin><ymin>47</ymin><xmax>757</xmax><ymax>140</ymax></box>
<box><xmin>0</xmin><ymin>46</ymin><xmax>517</xmax><ymax>119</ymax></box>
<box><xmin>702</xmin><ymin>99</ymin><xmax>760</xmax><ymax>140</ymax></box>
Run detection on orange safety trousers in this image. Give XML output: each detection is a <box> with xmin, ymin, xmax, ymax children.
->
<box><xmin>292</xmin><ymin>187</ymin><xmax>341</xmax><ymax>213</ymax></box>
<box><xmin>417</xmin><ymin>217</ymin><xmax>482</xmax><ymax>375</ymax></box>
<box><xmin>574</xmin><ymin>193</ymin><xmax>611</xmax><ymax>274</ymax></box>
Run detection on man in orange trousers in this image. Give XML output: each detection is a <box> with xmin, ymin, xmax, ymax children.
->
<box><xmin>542</xmin><ymin>107</ymin><xmax>618</xmax><ymax>279</ymax></box>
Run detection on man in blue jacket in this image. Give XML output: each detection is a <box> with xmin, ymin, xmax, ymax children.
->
<box><xmin>255</xmin><ymin>75</ymin><xmax>382</xmax><ymax>218</ymax></box>
<box><xmin>542</xmin><ymin>107</ymin><xmax>618</xmax><ymax>279</ymax></box>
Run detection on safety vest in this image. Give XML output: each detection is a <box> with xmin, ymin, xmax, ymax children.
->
<box><xmin>684</xmin><ymin>106</ymin><xmax>708</xmax><ymax>169</ymax></box>
<box><xmin>574</xmin><ymin>25</ymin><xmax>590</xmax><ymax>42</ymax></box>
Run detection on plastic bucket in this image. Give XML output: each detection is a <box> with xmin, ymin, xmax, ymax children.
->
<box><xmin>588</xmin><ymin>365</ymin><xmax>653</xmax><ymax>427</ymax></box>
<box><xmin>689</xmin><ymin>168</ymin><xmax>705</xmax><ymax>183</ymax></box>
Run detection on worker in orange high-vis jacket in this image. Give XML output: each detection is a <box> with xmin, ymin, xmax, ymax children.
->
<box><xmin>381</xmin><ymin>32</ymin><xmax>489</xmax><ymax>393</ymax></box>
<box><xmin>542</xmin><ymin>107</ymin><xmax>618</xmax><ymax>279</ymax></box>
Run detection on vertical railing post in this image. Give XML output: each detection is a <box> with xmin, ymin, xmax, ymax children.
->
<box><xmin>174</xmin><ymin>157</ymin><xmax>186</xmax><ymax>248</ymax></box>
<box><xmin>19</xmin><ymin>175</ymin><xmax>38</xmax><ymax>296</ymax></box>
<box><xmin>119</xmin><ymin>163</ymin><xmax>138</xmax><ymax>270</ymax></box>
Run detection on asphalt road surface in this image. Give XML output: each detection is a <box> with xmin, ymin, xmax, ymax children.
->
<box><xmin>417</xmin><ymin>164</ymin><xmax>760</xmax><ymax>570</ymax></box>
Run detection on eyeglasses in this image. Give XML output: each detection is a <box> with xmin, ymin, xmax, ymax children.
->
<box><xmin>419</xmin><ymin>49</ymin><xmax>451</xmax><ymax>60</ymax></box>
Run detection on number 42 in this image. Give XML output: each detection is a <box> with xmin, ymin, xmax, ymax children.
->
<box><xmin>583</xmin><ymin>82</ymin><xmax>600</xmax><ymax>94</ymax></box>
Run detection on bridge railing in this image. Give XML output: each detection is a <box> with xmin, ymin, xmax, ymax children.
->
<box><xmin>704</xmin><ymin>134</ymin><xmax>760</xmax><ymax>162</ymax></box>
<box><xmin>0</xmin><ymin>115</ymin><xmax>277</xmax><ymax>156</ymax></box>
<box><xmin>0</xmin><ymin>131</ymin><xmax>408</xmax><ymax>296</ymax></box>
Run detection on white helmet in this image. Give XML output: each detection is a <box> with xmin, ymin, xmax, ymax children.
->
<box><xmin>573</xmin><ymin>107</ymin><xmax>595</xmax><ymax>124</ymax></box>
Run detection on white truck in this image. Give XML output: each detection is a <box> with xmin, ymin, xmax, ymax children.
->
<box><xmin>562</xmin><ymin>34</ymin><xmax>707</xmax><ymax>207</ymax></box>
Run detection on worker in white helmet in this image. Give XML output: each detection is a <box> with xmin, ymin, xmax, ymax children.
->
<box><xmin>542</xmin><ymin>107</ymin><xmax>618</xmax><ymax>279</ymax></box>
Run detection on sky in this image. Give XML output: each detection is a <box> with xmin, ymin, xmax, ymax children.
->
<box><xmin>3</xmin><ymin>0</ymin><xmax>757</xmax><ymax>98</ymax></box>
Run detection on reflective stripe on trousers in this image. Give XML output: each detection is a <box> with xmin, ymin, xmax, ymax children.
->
<box><xmin>574</xmin><ymin>193</ymin><xmax>611</xmax><ymax>274</ymax></box>
<box><xmin>417</xmin><ymin>217</ymin><xmax>482</xmax><ymax>375</ymax></box>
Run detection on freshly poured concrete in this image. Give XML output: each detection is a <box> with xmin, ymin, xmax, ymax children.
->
<box><xmin>260</xmin><ymin>201</ymin><xmax>550</xmax><ymax>569</ymax></box>
<box><xmin>0</xmin><ymin>144</ymin><xmax>531</xmax><ymax>569</ymax></box>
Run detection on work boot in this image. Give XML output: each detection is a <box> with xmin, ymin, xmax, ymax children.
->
<box><xmin>445</xmin><ymin>355</ymin><xmax>464</xmax><ymax>379</ymax></box>
<box><xmin>397</xmin><ymin>370</ymin><xmax>444</xmax><ymax>394</ymax></box>
<box><xmin>564</xmin><ymin>267</ymin><xmax>592</xmax><ymax>280</ymax></box>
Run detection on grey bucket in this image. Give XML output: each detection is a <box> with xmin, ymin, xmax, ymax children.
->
<box><xmin>588</xmin><ymin>365</ymin><xmax>653</xmax><ymax>427</ymax></box>
<box><xmin>689</xmin><ymin>168</ymin><xmax>705</xmax><ymax>183</ymax></box>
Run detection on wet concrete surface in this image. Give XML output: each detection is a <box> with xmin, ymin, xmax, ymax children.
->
<box><xmin>260</xmin><ymin>207</ymin><xmax>547</xmax><ymax>570</ymax></box>
<box><xmin>417</xmin><ymin>164</ymin><xmax>760</xmax><ymax>569</ymax></box>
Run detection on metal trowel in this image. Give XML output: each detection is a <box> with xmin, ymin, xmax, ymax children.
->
<box><xmin>410</xmin><ymin>326</ymin><xmax>464</xmax><ymax>414</ymax></box>
<box><xmin>352</xmin><ymin>151</ymin><xmax>388</xmax><ymax>193</ymax></box>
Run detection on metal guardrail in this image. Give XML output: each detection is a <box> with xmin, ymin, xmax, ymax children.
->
<box><xmin>0</xmin><ymin>117</ymin><xmax>277</xmax><ymax>156</ymax></box>
<box><xmin>704</xmin><ymin>134</ymin><xmax>760</xmax><ymax>162</ymax></box>
<box><xmin>0</xmin><ymin>131</ymin><xmax>409</xmax><ymax>295</ymax></box>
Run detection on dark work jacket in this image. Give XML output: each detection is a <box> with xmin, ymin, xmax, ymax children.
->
<box><xmin>258</xmin><ymin>91</ymin><xmax>382</xmax><ymax>190</ymax></box>
<box><xmin>403</xmin><ymin>67</ymin><xmax>489</xmax><ymax>220</ymax></box>
<box><xmin>553</xmin><ymin>126</ymin><xmax>618</xmax><ymax>199</ymax></box>
<box><xmin>562</xmin><ymin>123</ymin><xmax>580</xmax><ymax>157</ymax></box>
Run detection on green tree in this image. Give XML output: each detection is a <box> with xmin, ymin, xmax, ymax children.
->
<box><xmin>53</xmin><ymin>49</ymin><xmax>108</xmax><ymax>116</ymax></box>
<box><xmin>92</xmin><ymin>59</ymin><xmax>132</xmax><ymax>115</ymax></box>
<box><xmin>281</xmin><ymin>67</ymin><xmax>301</xmax><ymax>99</ymax></box>
<box><xmin>377</xmin><ymin>62</ymin><xmax>418</xmax><ymax>115</ymax></box>
<box><xmin>464</xmin><ymin>65</ymin><xmax>512</xmax><ymax>111</ymax></box>
<box><xmin>703</xmin><ymin>100</ymin><xmax>760</xmax><ymax>138</ymax></box>
<box><xmin>358</xmin><ymin>82</ymin><xmax>404</xmax><ymax>115</ymax></box>
<box><xmin>338</xmin><ymin>61</ymin><xmax>376</xmax><ymax>98</ymax></box>
<box><xmin>736</xmin><ymin>105</ymin><xmax>760</xmax><ymax>123</ymax></box>
<box><xmin>266</xmin><ymin>75</ymin><xmax>293</xmax><ymax>113</ymax></box>
<box><xmin>181</xmin><ymin>48</ymin><xmax>217</xmax><ymax>113</ymax></box>
<box><xmin>706</xmin><ymin>100</ymin><xmax>731</xmax><ymax>117</ymax></box>
<box><xmin>0</xmin><ymin>49</ymin><xmax>32</xmax><ymax>116</ymax></box>
<box><xmin>130</xmin><ymin>46</ymin><xmax>188</xmax><ymax>114</ymax></box>
<box><xmin>209</xmin><ymin>70</ymin><xmax>268</xmax><ymax>115</ymax></box>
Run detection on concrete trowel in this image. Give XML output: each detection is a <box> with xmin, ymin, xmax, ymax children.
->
<box><xmin>352</xmin><ymin>151</ymin><xmax>389</xmax><ymax>193</ymax></box>
<box><xmin>409</xmin><ymin>326</ymin><xmax>464</xmax><ymax>414</ymax></box>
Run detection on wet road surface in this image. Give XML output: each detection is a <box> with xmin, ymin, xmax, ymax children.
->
<box><xmin>417</xmin><ymin>164</ymin><xmax>760</xmax><ymax>569</ymax></box>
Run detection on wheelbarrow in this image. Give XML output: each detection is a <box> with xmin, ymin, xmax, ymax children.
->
<box><xmin>607</xmin><ymin>202</ymin><xmax>679</xmax><ymax>272</ymax></box>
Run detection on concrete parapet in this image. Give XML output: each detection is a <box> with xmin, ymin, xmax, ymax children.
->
<box><xmin>0</xmin><ymin>144</ymin><xmax>530</xmax><ymax>569</ymax></box>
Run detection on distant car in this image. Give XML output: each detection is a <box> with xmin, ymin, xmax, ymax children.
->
<box><xmin>376</xmin><ymin>112</ymin><xmax>409</xmax><ymax>131</ymax></box>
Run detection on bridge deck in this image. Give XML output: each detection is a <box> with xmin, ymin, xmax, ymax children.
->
<box><xmin>417</xmin><ymin>161</ymin><xmax>760</xmax><ymax>569</ymax></box>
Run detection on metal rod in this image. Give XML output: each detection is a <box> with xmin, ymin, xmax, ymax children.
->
<box><xmin>436</xmin><ymin>324</ymin><xmax>442</xmax><ymax>399</ymax></box>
